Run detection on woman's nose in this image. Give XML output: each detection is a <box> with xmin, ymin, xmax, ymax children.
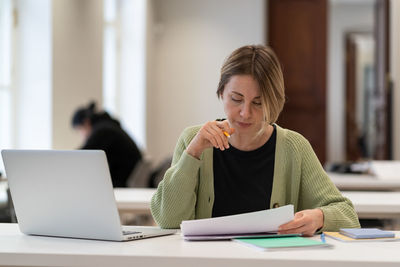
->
<box><xmin>239</xmin><ymin>103</ymin><xmax>251</xmax><ymax>119</ymax></box>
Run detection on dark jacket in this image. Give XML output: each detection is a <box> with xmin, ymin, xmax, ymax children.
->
<box><xmin>82</xmin><ymin>115</ymin><xmax>142</xmax><ymax>187</ymax></box>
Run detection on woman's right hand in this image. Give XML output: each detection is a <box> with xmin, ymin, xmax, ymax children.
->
<box><xmin>186</xmin><ymin>120</ymin><xmax>235</xmax><ymax>159</ymax></box>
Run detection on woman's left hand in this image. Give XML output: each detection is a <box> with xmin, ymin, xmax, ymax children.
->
<box><xmin>277</xmin><ymin>209</ymin><xmax>324</xmax><ymax>237</ymax></box>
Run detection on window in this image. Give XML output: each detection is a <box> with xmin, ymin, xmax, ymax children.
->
<box><xmin>0</xmin><ymin>0</ymin><xmax>13</xmax><ymax>173</ymax></box>
<box><xmin>103</xmin><ymin>0</ymin><xmax>119</xmax><ymax>116</ymax></box>
<box><xmin>103</xmin><ymin>0</ymin><xmax>147</xmax><ymax>149</ymax></box>
<box><xmin>0</xmin><ymin>0</ymin><xmax>51</xmax><ymax>174</ymax></box>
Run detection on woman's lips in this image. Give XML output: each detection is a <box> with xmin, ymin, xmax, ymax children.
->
<box><xmin>237</xmin><ymin>122</ymin><xmax>252</xmax><ymax>128</ymax></box>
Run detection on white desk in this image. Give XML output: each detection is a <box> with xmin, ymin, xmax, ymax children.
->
<box><xmin>114</xmin><ymin>188</ymin><xmax>155</xmax><ymax>214</ymax></box>
<box><xmin>0</xmin><ymin>224</ymin><xmax>400</xmax><ymax>267</ymax></box>
<box><xmin>112</xmin><ymin>188</ymin><xmax>400</xmax><ymax>219</ymax></box>
<box><xmin>342</xmin><ymin>191</ymin><xmax>400</xmax><ymax>219</ymax></box>
<box><xmin>112</xmin><ymin>188</ymin><xmax>400</xmax><ymax>222</ymax></box>
<box><xmin>329</xmin><ymin>172</ymin><xmax>400</xmax><ymax>191</ymax></box>
<box><xmin>113</xmin><ymin>188</ymin><xmax>156</xmax><ymax>225</ymax></box>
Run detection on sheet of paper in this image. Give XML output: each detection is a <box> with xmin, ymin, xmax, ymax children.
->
<box><xmin>181</xmin><ymin>205</ymin><xmax>294</xmax><ymax>236</ymax></box>
<box><xmin>182</xmin><ymin>233</ymin><xmax>298</xmax><ymax>241</ymax></box>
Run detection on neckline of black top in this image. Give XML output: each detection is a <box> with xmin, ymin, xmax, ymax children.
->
<box><xmin>225</xmin><ymin>125</ymin><xmax>276</xmax><ymax>158</ymax></box>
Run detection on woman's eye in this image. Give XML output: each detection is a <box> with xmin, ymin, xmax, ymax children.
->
<box><xmin>231</xmin><ymin>97</ymin><xmax>242</xmax><ymax>102</ymax></box>
<box><xmin>253</xmin><ymin>102</ymin><xmax>262</xmax><ymax>106</ymax></box>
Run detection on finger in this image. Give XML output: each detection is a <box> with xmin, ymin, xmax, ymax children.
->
<box><xmin>279</xmin><ymin>209</ymin><xmax>323</xmax><ymax>237</ymax></box>
<box><xmin>200</xmin><ymin>123</ymin><xmax>220</xmax><ymax>147</ymax></box>
<box><xmin>300</xmin><ymin>230</ymin><xmax>315</xmax><ymax>237</ymax></box>
<box><xmin>209</xmin><ymin>124</ymin><xmax>229</xmax><ymax>149</ymax></box>
<box><xmin>278</xmin><ymin>214</ymin><xmax>305</xmax><ymax>231</ymax></box>
<box><xmin>217</xmin><ymin>121</ymin><xmax>235</xmax><ymax>136</ymax></box>
<box><xmin>215</xmin><ymin>122</ymin><xmax>232</xmax><ymax>148</ymax></box>
<box><xmin>205</xmin><ymin>126</ymin><xmax>226</xmax><ymax>150</ymax></box>
<box><xmin>278</xmin><ymin>220</ymin><xmax>305</xmax><ymax>232</ymax></box>
<box><xmin>278</xmin><ymin>224</ymin><xmax>309</xmax><ymax>236</ymax></box>
<box><xmin>293</xmin><ymin>211</ymin><xmax>305</xmax><ymax>219</ymax></box>
<box><xmin>208</xmin><ymin>126</ymin><xmax>226</xmax><ymax>150</ymax></box>
<box><xmin>201</xmin><ymin>128</ymin><xmax>219</xmax><ymax>148</ymax></box>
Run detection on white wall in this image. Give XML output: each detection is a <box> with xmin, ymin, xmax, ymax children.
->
<box><xmin>327</xmin><ymin>1</ymin><xmax>374</xmax><ymax>162</ymax></box>
<box><xmin>146</xmin><ymin>0</ymin><xmax>265</xmax><ymax>163</ymax></box>
<box><xmin>9</xmin><ymin>0</ymin><xmax>399</xmax><ymax>164</ymax></box>
<box><xmin>52</xmin><ymin>0</ymin><xmax>103</xmax><ymax>149</ymax></box>
<box><xmin>391</xmin><ymin>0</ymin><xmax>400</xmax><ymax>160</ymax></box>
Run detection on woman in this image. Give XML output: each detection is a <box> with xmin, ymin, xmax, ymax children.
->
<box><xmin>72</xmin><ymin>102</ymin><xmax>142</xmax><ymax>187</ymax></box>
<box><xmin>151</xmin><ymin>45</ymin><xmax>360</xmax><ymax>235</ymax></box>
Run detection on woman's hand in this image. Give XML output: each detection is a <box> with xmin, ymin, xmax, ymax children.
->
<box><xmin>186</xmin><ymin>120</ymin><xmax>234</xmax><ymax>159</ymax></box>
<box><xmin>277</xmin><ymin>209</ymin><xmax>324</xmax><ymax>237</ymax></box>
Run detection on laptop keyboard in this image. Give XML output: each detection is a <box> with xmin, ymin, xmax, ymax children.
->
<box><xmin>122</xmin><ymin>230</ymin><xmax>142</xmax><ymax>235</ymax></box>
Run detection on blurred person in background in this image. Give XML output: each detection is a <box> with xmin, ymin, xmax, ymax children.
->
<box><xmin>71</xmin><ymin>101</ymin><xmax>142</xmax><ymax>187</ymax></box>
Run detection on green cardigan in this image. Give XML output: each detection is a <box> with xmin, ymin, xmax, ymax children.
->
<box><xmin>151</xmin><ymin>124</ymin><xmax>360</xmax><ymax>231</ymax></box>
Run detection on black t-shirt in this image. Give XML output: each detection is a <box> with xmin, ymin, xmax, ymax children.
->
<box><xmin>82</xmin><ymin>121</ymin><xmax>142</xmax><ymax>187</ymax></box>
<box><xmin>212</xmin><ymin>126</ymin><xmax>276</xmax><ymax>217</ymax></box>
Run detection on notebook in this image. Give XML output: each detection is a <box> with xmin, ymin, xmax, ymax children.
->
<box><xmin>1</xmin><ymin>149</ymin><xmax>176</xmax><ymax>241</ymax></box>
<box><xmin>324</xmin><ymin>231</ymin><xmax>400</xmax><ymax>242</ymax></box>
<box><xmin>339</xmin><ymin>228</ymin><xmax>395</xmax><ymax>239</ymax></box>
<box><xmin>234</xmin><ymin>236</ymin><xmax>333</xmax><ymax>251</ymax></box>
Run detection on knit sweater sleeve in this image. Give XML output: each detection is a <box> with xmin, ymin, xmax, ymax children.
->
<box><xmin>294</xmin><ymin>135</ymin><xmax>361</xmax><ymax>232</ymax></box>
<box><xmin>150</xmin><ymin>126</ymin><xmax>202</xmax><ymax>229</ymax></box>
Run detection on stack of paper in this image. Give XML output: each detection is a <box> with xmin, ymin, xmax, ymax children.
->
<box><xmin>181</xmin><ymin>205</ymin><xmax>294</xmax><ymax>240</ymax></box>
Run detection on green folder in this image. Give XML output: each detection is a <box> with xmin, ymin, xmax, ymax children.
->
<box><xmin>234</xmin><ymin>236</ymin><xmax>333</xmax><ymax>251</ymax></box>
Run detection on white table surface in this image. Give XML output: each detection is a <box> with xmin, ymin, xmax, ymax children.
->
<box><xmin>114</xmin><ymin>188</ymin><xmax>155</xmax><ymax>213</ymax></box>
<box><xmin>0</xmin><ymin>223</ymin><xmax>400</xmax><ymax>267</ymax></box>
<box><xmin>329</xmin><ymin>172</ymin><xmax>400</xmax><ymax>191</ymax></box>
<box><xmin>342</xmin><ymin>191</ymin><xmax>400</xmax><ymax>219</ymax></box>
<box><xmin>112</xmin><ymin>188</ymin><xmax>400</xmax><ymax>220</ymax></box>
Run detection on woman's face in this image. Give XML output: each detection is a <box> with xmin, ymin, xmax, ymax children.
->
<box><xmin>75</xmin><ymin>119</ymin><xmax>92</xmax><ymax>142</ymax></box>
<box><xmin>221</xmin><ymin>75</ymin><xmax>265</xmax><ymax>136</ymax></box>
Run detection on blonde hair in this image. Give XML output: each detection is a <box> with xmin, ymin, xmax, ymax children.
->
<box><xmin>217</xmin><ymin>45</ymin><xmax>285</xmax><ymax>125</ymax></box>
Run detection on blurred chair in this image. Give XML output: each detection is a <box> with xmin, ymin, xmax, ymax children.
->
<box><xmin>149</xmin><ymin>156</ymin><xmax>172</xmax><ymax>188</ymax></box>
<box><xmin>126</xmin><ymin>156</ymin><xmax>153</xmax><ymax>188</ymax></box>
<box><xmin>7</xmin><ymin>188</ymin><xmax>16</xmax><ymax>223</ymax></box>
<box><xmin>113</xmin><ymin>155</ymin><xmax>173</xmax><ymax>225</ymax></box>
<box><xmin>126</xmin><ymin>155</ymin><xmax>172</xmax><ymax>188</ymax></box>
<box><xmin>0</xmin><ymin>187</ymin><xmax>16</xmax><ymax>223</ymax></box>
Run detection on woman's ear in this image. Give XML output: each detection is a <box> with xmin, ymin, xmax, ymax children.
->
<box><xmin>219</xmin><ymin>89</ymin><xmax>225</xmax><ymax>99</ymax></box>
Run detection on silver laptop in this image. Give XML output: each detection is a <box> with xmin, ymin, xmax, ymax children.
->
<box><xmin>1</xmin><ymin>149</ymin><xmax>176</xmax><ymax>241</ymax></box>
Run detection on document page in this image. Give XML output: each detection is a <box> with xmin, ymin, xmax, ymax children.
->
<box><xmin>181</xmin><ymin>205</ymin><xmax>294</xmax><ymax>236</ymax></box>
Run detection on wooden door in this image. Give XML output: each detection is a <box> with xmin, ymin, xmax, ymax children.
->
<box><xmin>268</xmin><ymin>0</ymin><xmax>327</xmax><ymax>163</ymax></box>
<box><xmin>374</xmin><ymin>0</ymin><xmax>391</xmax><ymax>159</ymax></box>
